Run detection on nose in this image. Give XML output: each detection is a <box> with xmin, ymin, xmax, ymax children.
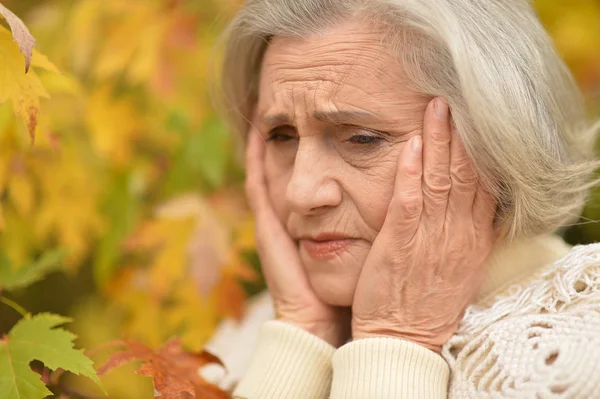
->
<box><xmin>285</xmin><ymin>138</ymin><xmax>343</xmax><ymax>216</ymax></box>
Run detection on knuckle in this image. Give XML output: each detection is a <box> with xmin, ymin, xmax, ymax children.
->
<box><xmin>431</xmin><ymin>128</ymin><xmax>450</xmax><ymax>144</ymax></box>
<box><xmin>424</xmin><ymin>172</ymin><xmax>452</xmax><ymax>193</ymax></box>
<box><xmin>451</xmin><ymin>160</ymin><xmax>478</xmax><ymax>185</ymax></box>
<box><xmin>394</xmin><ymin>195</ymin><xmax>423</xmax><ymax>218</ymax></box>
<box><xmin>403</xmin><ymin>163</ymin><xmax>422</xmax><ymax>178</ymax></box>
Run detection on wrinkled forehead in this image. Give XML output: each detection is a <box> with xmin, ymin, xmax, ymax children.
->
<box><xmin>257</xmin><ymin>20</ymin><xmax>412</xmax><ymax>118</ymax></box>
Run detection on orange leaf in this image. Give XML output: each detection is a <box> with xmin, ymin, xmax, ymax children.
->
<box><xmin>215</xmin><ymin>276</ymin><xmax>247</xmax><ymax>321</ymax></box>
<box><xmin>99</xmin><ymin>338</ymin><xmax>231</xmax><ymax>399</ymax></box>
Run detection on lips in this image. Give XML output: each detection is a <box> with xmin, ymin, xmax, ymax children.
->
<box><xmin>300</xmin><ymin>237</ymin><xmax>357</xmax><ymax>260</ymax></box>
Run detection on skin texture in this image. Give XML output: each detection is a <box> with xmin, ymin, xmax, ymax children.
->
<box><xmin>245</xmin><ymin>19</ymin><xmax>498</xmax><ymax>351</ymax></box>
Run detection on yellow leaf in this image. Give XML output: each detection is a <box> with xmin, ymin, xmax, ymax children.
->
<box><xmin>118</xmin><ymin>288</ymin><xmax>165</xmax><ymax>348</ymax></box>
<box><xmin>0</xmin><ymin>26</ymin><xmax>50</xmax><ymax>142</ymax></box>
<box><xmin>8</xmin><ymin>172</ymin><xmax>35</xmax><ymax>217</ymax></box>
<box><xmin>146</xmin><ymin>219</ymin><xmax>195</xmax><ymax>297</ymax></box>
<box><xmin>167</xmin><ymin>280</ymin><xmax>220</xmax><ymax>351</ymax></box>
<box><xmin>30</xmin><ymin>50</ymin><xmax>60</xmax><ymax>74</ymax></box>
<box><xmin>66</xmin><ymin>0</ymin><xmax>103</xmax><ymax>74</ymax></box>
<box><xmin>93</xmin><ymin>3</ymin><xmax>163</xmax><ymax>82</ymax></box>
<box><xmin>32</xmin><ymin>146</ymin><xmax>104</xmax><ymax>267</ymax></box>
<box><xmin>85</xmin><ymin>85</ymin><xmax>140</xmax><ymax>165</ymax></box>
<box><xmin>0</xmin><ymin>2</ymin><xmax>35</xmax><ymax>72</ymax></box>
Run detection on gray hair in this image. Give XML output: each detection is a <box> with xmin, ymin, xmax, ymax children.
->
<box><xmin>217</xmin><ymin>0</ymin><xmax>600</xmax><ymax>241</ymax></box>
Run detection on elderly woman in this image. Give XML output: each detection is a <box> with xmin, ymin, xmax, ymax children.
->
<box><xmin>206</xmin><ymin>0</ymin><xmax>600</xmax><ymax>397</ymax></box>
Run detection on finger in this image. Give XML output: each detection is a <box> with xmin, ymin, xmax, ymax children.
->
<box><xmin>245</xmin><ymin>131</ymin><xmax>306</xmax><ymax>284</ymax></box>
<box><xmin>245</xmin><ymin>131</ymin><xmax>295</xmax><ymax>250</ymax></box>
<box><xmin>383</xmin><ymin>135</ymin><xmax>424</xmax><ymax>239</ymax></box>
<box><xmin>244</xmin><ymin>131</ymin><xmax>268</xmax><ymax>214</ymax></box>
<box><xmin>422</xmin><ymin>98</ymin><xmax>452</xmax><ymax>214</ymax></box>
<box><xmin>447</xmin><ymin>122</ymin><xmax>479</xmax><ymax>220</ymax></box>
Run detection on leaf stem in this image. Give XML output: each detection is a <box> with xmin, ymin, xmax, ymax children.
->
<box><xmin>0</xmin><ymin>296</ymin><xmax>28</xmax><ymax>317</ymax></box>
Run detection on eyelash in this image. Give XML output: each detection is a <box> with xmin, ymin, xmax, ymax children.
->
<box><xmin>265</xmin><ymin>125</ymin><xmax>294</xmax><ymax>142</ymax></box>
<box><xmin>266</xmin><ymin>126</ymin><xmax>386</xmax><ymax>145</ymax></box>
<box><xmin>347</xmin><ymin>135</ymin><xmax>384</xmax><ymax>145</ymax></box>
<box><xmin>265</xmin><ymin>132</ymin><xmax>293</xmax><ymax>142</ymax></box>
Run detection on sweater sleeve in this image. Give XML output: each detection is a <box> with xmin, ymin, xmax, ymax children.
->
<box><xmin>233</xmin><ymin>320</ymin><xmax>336</xmax><ymax>399</ymax></box>
<box><xmin>330</xmin><ymin>338</ymin><xmax>450</xmax><ymax>398</ymax></box>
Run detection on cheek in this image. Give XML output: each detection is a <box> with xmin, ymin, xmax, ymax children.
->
<box><xmin>350</xmin><ymin>149</ymin><xmax>402</xmax><ymax>235</ymax></box>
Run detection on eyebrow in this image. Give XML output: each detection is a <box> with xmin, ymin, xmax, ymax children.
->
<box><xmin>262</xmin><ymin>109</ymin><xmax>381</xmax><ymax>128</ymax></box>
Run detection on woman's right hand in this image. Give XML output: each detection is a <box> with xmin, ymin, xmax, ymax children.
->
<box><xmin>245</xmin><ymin>130</ymin><xmax>351</xmax><ymax>348</ymax></box>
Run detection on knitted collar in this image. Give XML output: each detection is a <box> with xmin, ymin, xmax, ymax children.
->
<box><xmin>477</xmin><ymin>234</ymin><xmax>571</xmax><ymax>303</ymax></box>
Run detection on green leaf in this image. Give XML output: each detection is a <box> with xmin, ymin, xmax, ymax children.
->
<box><xmin>0</xmin><ymin>249</ymin><xmax>67</xmax><ymax>291</ymax></box>
<box><xmin>94</xmin><ymin>172</ymin><xmax>139</xmax><ymax>287</ymax></box>
<box><xmin>196</xmin><ymin>117</ymin><xmax>230</xmax><ymax>189</ymax></box>
<box><xmin>0</xmin><ymin>313</ymin><xmax>106</xmax><ymax>399</ymax></box>
<box><xmin>161</xmin><ymin>116</ymin><xmax>231</xmax><ymax>195</ymax></box>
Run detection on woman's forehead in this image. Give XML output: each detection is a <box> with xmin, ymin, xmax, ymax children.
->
<box><xmin>259</xmin><ymin>23</ymin><xmax>402</xmax><ymax>95</ymax></box>
<box><xmin>257</xmin><ymin>23</ymin><xmax>427</xmax><ymax>131</ymax></box>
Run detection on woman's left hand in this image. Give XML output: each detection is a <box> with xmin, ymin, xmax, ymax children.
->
<box><xmin>351</xmin><ymin>98</ymin><xmax>497</xmax><ymax>354</ymax></box>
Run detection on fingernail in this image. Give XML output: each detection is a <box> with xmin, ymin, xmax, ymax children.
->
<box><xmin>411</xmin><ymin>136</ymin><xmax>422</xmax><ymax>154</ymax></box>
<box><xmin>434</xmin><ymin>98</ymin><xmax>448</xmax><ymax>120</ymax></box>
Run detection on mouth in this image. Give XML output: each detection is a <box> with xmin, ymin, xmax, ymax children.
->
<box><xmin>300</xmin><ymin>237</ymin><xmax>357</xmax><ymax>260</ymax></box>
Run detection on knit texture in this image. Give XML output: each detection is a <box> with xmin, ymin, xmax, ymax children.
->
<box><xmin>331</xmin><ymin>337</ymin><xmax>449</xmax><ymax>398</ymax></box>
<box><xmin>233</xmin><ymin>320</ymin><xmax>336</xmax><ymax>398</ymax></box>
<box><xmin>443</xmin><ymin>243</ymin><xmax>600</xmax><ymax>397</ymax></box>
<box><xmin>219</xmin><ymin>236</ymin><xmax>600</xmax><ymax>398</ymax></box>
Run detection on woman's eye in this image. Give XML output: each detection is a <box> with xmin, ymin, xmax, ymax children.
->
<box><xmin>348</xmin><ymin>135</ymin><xmax>383</xmax><ymax>145</ymax></box>
<box><xmin>266</xmin><ymin>126</ymin><xmax>296</xmax><ymax>142</ymax></box>
<box><xmin>267</xmin><ymin>133</ymin><xmax>293</xmax><ymax>142</ymax></box>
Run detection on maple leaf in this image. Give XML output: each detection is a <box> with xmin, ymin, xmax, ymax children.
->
<box><xmin>32</xmin><ymin>145</ymin><xmax>104</xmax><ymax>267</ymax></box>
<box><xmin>0</xmin><ymin>248</ymin><xmax>66</xmax><ymax>291</ymax></box>
<box><xmin>85</xmin><ymin>85</ymin><xmax>141</xmax><ymax>166</ymax></box>
<box><xmin>99</xmin><ymin>338</ymin><xmax>231</xmax><ymax>399</ymax></box>
<box><xmin>0</xmin><ymin>2</ymin><xmax>35</xmax><ymax>72</ymax></box>
<box><xmin>0</xmin><ymin>25</ymin><xmax>59</xmax><ymax>142</ymax></box>
<box><xmin>166</xmin><ymin>279</ymin><xmax>220</xmax><ymax>351</ymax></box>
<box><xmin>0</xmin><ymin>313</ymin><xmax>105</xmax><ymax>399</ymax></box>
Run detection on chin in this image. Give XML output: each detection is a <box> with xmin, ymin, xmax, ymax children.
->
<box><xmin>308</xmin><ymin>272</ymin><xmax>356</xmax><ymax>307</ymax></box>
<box><xmin>300</xmin><ymin>245</ymin><xmax>367</xmax><ymax>307</ymax></box>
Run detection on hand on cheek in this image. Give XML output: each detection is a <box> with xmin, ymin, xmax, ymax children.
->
<box><xmin>245</xmin><ymin>130</ymin><xmax>351</xmax><ymax>348</ymax></box>
<box><xmin>351</xmin><ymin>98</ymin><xmax>497</xmax><ymax>353</ymax></box>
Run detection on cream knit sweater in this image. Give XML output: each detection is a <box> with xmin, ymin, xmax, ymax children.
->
<box><xmin>202</xmin><ymin>234</ymin><xmax>600</xmax><ymax>398</ymax></box>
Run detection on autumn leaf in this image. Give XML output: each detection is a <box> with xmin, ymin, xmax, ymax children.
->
<box><xmin>214</xmin><ymin>274</ymin><xmax>247</xmax><ymax>321</ymax></box>
<box><xmin>0</xmin><ymin>2</ymin><xmax>35</xmax><ymax>72</ymax></box>
<box><xmin>99</xmin><ymin>338</ymin><xmax>231</xmax><ymax>399</ymax></box>
<box><xmin>32</xmin><ymin>145</ymin><xmax>104</xmax><ymax>267</ymax></box>
<box><xmin>0</xmin><ymin>25</ymin><xmax>59</xmax><ymax>142</ymax></box>
<box><xmin>166</xmin><ymin>279</ymin><xmax>221</xmax><ymax>351</ymax></box>
<box><xmin>0</xmin><ymin>248</ymin><xmax>66</xmax><ymax>291</ymax></box>
<box><xmin>0</xmin><ymin>313</ymin><xmax>105</xmax><ymax>399</ymax></box>
<box><xmin>85</xmin><ymin>85</ymin><xmax>141</xmax><ymax>166</ymax></box>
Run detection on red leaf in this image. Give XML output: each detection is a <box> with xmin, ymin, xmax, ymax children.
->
<box><xmin>99</xmin><ymin>339</ymin><xmax>231</xmax><ymax>399</ymax></box>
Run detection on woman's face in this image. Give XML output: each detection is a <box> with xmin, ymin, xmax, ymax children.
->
<box><xmin>254</xmin><ymin>20</ymin><xmax>431</xmax><ymax>306</ymax></box>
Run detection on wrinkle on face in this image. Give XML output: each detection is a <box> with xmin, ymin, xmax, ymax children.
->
<box><xmin>256</xmin><ymin>18</ymin><xmax>430</xmax><ymax>306</ymax></box>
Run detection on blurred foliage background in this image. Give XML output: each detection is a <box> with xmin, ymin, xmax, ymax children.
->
<box><xmin>0</xmin><ymin>0</ymin><xmax>598</xmax><ymax>397</ymax></box>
